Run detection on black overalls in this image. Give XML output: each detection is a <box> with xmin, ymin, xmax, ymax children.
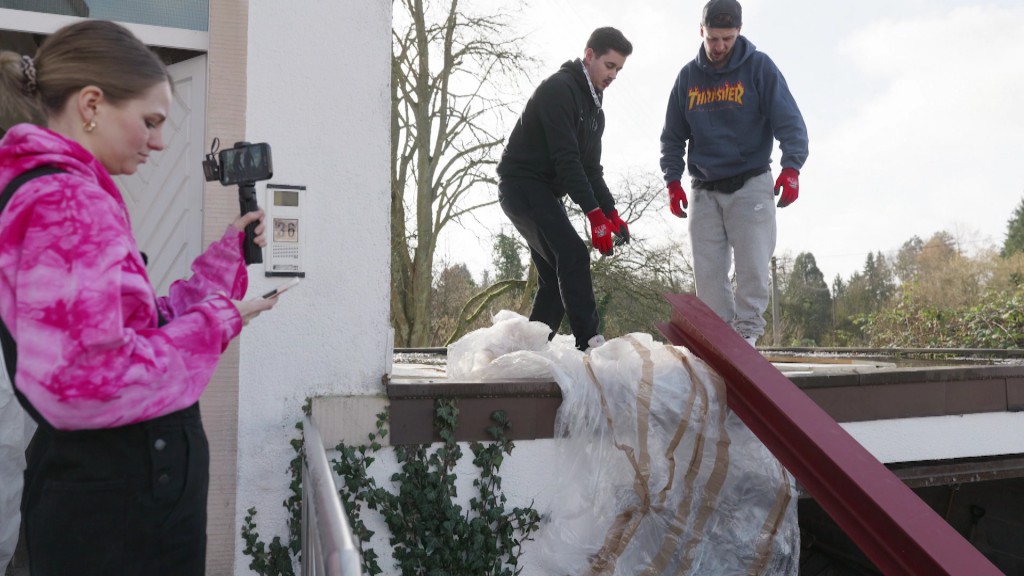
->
<box><xmin>1</xmin><ymin>168</ymin><xmax>210</xmax><ymax>576</ymax></box>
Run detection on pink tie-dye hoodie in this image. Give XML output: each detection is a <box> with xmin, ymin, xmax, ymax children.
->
<box><xmin>0</xmin><ymin>123</ymin><xmax>246</xmax><ymax>430</ymax></box>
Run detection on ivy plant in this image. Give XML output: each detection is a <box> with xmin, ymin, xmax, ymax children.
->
<box><xmin>334</xmin><ymin>399</ymin><xmax>542</xmax><ymax>575</ymax></box>
<box><xmin>242</xmin><ymin>398</ymin><xmax>541</xmax><ymax>576</ymax></box>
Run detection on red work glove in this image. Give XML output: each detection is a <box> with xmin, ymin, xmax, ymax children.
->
<box><xmin>667</xmin><ymin>180</ymin><xmax>688</xmax><ymax>218</ymax></box>
<box><xmin>586</xmin><ymin>208</ymin><xmax>614</xmax><ymax>256</ymax></box>
<box><xmin>606</xmin><ymin>209</ymin><xmax>630</xmax><ymax>246</ymax></box>
<box><xmin>774</xmin><ymin>167</ymin><xmax>799</xmax><ymax>208</ymax></box>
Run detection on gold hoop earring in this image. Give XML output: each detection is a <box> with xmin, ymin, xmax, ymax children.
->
<box><xmin>83</xmin><ymin>120</ymin><xmax>96</xmax><ymax>133</ymax></box>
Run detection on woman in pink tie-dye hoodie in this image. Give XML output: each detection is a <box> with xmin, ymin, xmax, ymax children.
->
<box><xmin>0</xmin><ymin>20</ymin><xmax>277</xmax><ymax>575</ymax></box>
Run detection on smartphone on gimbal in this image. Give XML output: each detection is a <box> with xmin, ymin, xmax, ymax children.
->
<box><xmin>218</xmin><ymin>142</ymin><xmax>273</xmax><ymax>186</ymax></box>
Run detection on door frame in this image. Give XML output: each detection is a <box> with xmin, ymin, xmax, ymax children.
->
<box><xmin>0</xmin><ymin>8</ymin><xmax>208</xmax><ymax>50</ymax></box>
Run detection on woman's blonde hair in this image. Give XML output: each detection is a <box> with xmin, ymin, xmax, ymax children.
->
<box><xmin>0</xmin><ymin>20</ymin><xmax>171</xmax><ymax>123</ymax></box>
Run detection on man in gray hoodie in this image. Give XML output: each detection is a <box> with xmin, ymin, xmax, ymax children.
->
<box><xmin>660</xmin><ymin>0</ymin><xmax>808</xmax><ymax>347</ymax></box>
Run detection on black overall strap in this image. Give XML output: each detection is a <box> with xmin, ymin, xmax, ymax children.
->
<box><xmin>0</xmin><ymin>167</ymin><xmax>64</xmax><ymax>385</ymax></box>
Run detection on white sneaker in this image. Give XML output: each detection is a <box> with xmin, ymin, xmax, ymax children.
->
<box><xmin>586</xmin><ymin>334</ymin><xmax>606</xmax><ymax>351</ymax></box>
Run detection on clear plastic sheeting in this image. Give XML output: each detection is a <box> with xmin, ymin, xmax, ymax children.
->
<box><xmin>449</xmin><ymin>311</ymin><xmax>799</xmax><ymax>576</ymax></box>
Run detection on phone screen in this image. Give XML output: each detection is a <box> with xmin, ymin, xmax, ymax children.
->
<box><xmin>220</xmin><ymin>143</ymin><xmax>273</xmax><ymax>186</ymax></box>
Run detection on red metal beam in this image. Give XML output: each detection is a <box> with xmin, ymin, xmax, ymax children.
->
<box><xmin>656</xmin><ymin>294</ymin><xmax>1001</xmax><ymax>576</ymax></box>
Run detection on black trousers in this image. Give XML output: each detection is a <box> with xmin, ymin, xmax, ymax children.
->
<box><xmin>499</xmin><ymin>178</ymin><xmax>599</xmax><ymax>349</ymax></box>
<box><xmin>20</xmin><ymin>399</ymin><xmax>209</xmax><ymax>576</ymax></box>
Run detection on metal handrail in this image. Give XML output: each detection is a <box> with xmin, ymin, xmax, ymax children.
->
<box><xmin>301</xmin><ymin>416</ymin><xmax>363</xmax><ymax>576</ymax></box>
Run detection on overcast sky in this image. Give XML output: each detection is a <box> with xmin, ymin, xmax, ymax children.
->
<box><xmin>437</xmin><ymin>0</ymin><xmax>1024</xmax><ymax>285</ymax></box>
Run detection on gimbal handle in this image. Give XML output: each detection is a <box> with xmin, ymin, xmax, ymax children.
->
<box><xmin>238</xmin><ymin>182</ymin><xmax>263</xmax><ymax>265</ymax></box>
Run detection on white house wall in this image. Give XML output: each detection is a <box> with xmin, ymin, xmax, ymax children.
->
<box><xmin>234</xmin><ymin>1</ymin><xmax>392</xmax><ymax>573</ymax></box>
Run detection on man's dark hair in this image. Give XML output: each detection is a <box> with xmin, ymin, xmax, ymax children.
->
<box><xmin>586</xmin><ymin>27</ymin><xmax>633</xmax><ymax>57</ymax></box>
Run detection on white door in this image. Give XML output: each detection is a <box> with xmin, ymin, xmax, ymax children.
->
<box><xmin>115</xmin><ymin>55</ymin><xmax>207</xmax><ymax>296</ymax></box>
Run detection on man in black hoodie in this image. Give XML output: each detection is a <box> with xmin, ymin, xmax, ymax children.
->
<box><xmin>497</xmin><ymin>27</ymin><xmax>632</xmax><ymax>351</ymax></box>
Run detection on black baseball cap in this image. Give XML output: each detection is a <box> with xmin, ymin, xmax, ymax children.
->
<box><xmin>703</xmin><ymin>0</ymin><xmax>742</xmax><ymax>28</ymax></box>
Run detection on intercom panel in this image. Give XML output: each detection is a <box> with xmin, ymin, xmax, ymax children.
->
<box><xmin>265</xmin><ymin>183</ymin><xmax>305</xmax><ymax>277</ymax></box>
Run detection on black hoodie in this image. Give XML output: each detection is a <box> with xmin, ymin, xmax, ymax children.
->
<box><xmin>497</xmin><ymin>59</ymin><xmax>615</xmax><ymax>215</ymax></box>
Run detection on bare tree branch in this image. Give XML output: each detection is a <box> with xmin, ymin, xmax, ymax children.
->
<box><xmin>390</xmin><ymin>0</ymin><xmax>536</xmax><ymax>346</ymax></box>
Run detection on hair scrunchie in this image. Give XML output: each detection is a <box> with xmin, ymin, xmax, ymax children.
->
<box><xmin>20</xmin><ymin>55</ymin><xmax>38</xmax><ymax>96</ymax></box>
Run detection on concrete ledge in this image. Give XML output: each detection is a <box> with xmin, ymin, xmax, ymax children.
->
<box><xmin>387</xmin><ymin>377</ymin><xmax>560</xmax><ymax>445</ymax></box>
<box><xmin>295</xmin><ymin>365</ymin><xmax>1024</xmax><ymax>449</ymax></box>
<box><xmin>793</xmin><ymin>365</ymin><xmax>1024</xmax><ymax>422</ymax></box>
<box><xmin>786</xmin><ymin>364</ymin><xmax>1024</xmax><ymax>388</ymax></box>
<box><xmin>1008</xmin><ymin>377</ymin><xmax>1024</xmax><ymax>411</ymax></box>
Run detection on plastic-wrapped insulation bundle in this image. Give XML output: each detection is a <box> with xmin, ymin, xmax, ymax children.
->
<box><xmin>449</xmin><ymin>311</ymin><xmax>799</xmax><ymax>576</ymax></box>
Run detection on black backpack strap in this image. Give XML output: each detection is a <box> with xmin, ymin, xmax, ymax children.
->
<box><xmin>0</xmin><ymin>166</ymin><xmax>63</xmax><ymax>216</ymax></box>
<box><xmin>0</xmin><ymin>166</ymin><xmax>65</xmax><ymax>384</ymax></box>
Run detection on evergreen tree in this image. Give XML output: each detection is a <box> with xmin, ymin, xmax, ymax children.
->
<box><xmin>865</xmin><ymin>251</ymin><xmax>896</xmax><ymax>306</ymax></box>
<box><xmin>491</xmin><ymin>232</ymin><xmax>526</xmax><ymax>282</ymax></box>
<box><xmin>781</xmin><ymin>253</ymin><xmax>832</xmax><ymax>345</ymax></box>
<box><xmin>831</xmin><ymin>251</ymin><xmax>897</xmax><ymax>346</ymax></box>
<box><xmin>1001</xmin><ymin>196</ymin><xmax>1024</xmax><ymax>258</ymax></box>
<box><xmin>430</xmin><ymin>263</ymin><xmax>478</xmax><ymax>345</ymax></box>
<box><xmin>830</xmin><ymin>274</ymin><xmax>863</xmax><ymax>345</ymax></box>
<box><xmin>894</xmin><ymin>235</ymin><xmax>924</xmax><ymax>284</ymax></box>
<box><xmin>831</xmin><ymin>275</ymin><xmax>846</xmax><ymax>302</ymax></box>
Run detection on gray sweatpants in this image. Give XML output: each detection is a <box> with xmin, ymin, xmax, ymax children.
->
<box><xmin>689</xmin><ymin>171</ymin><xmax>777</xmax><ymax>339</ymax></box>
